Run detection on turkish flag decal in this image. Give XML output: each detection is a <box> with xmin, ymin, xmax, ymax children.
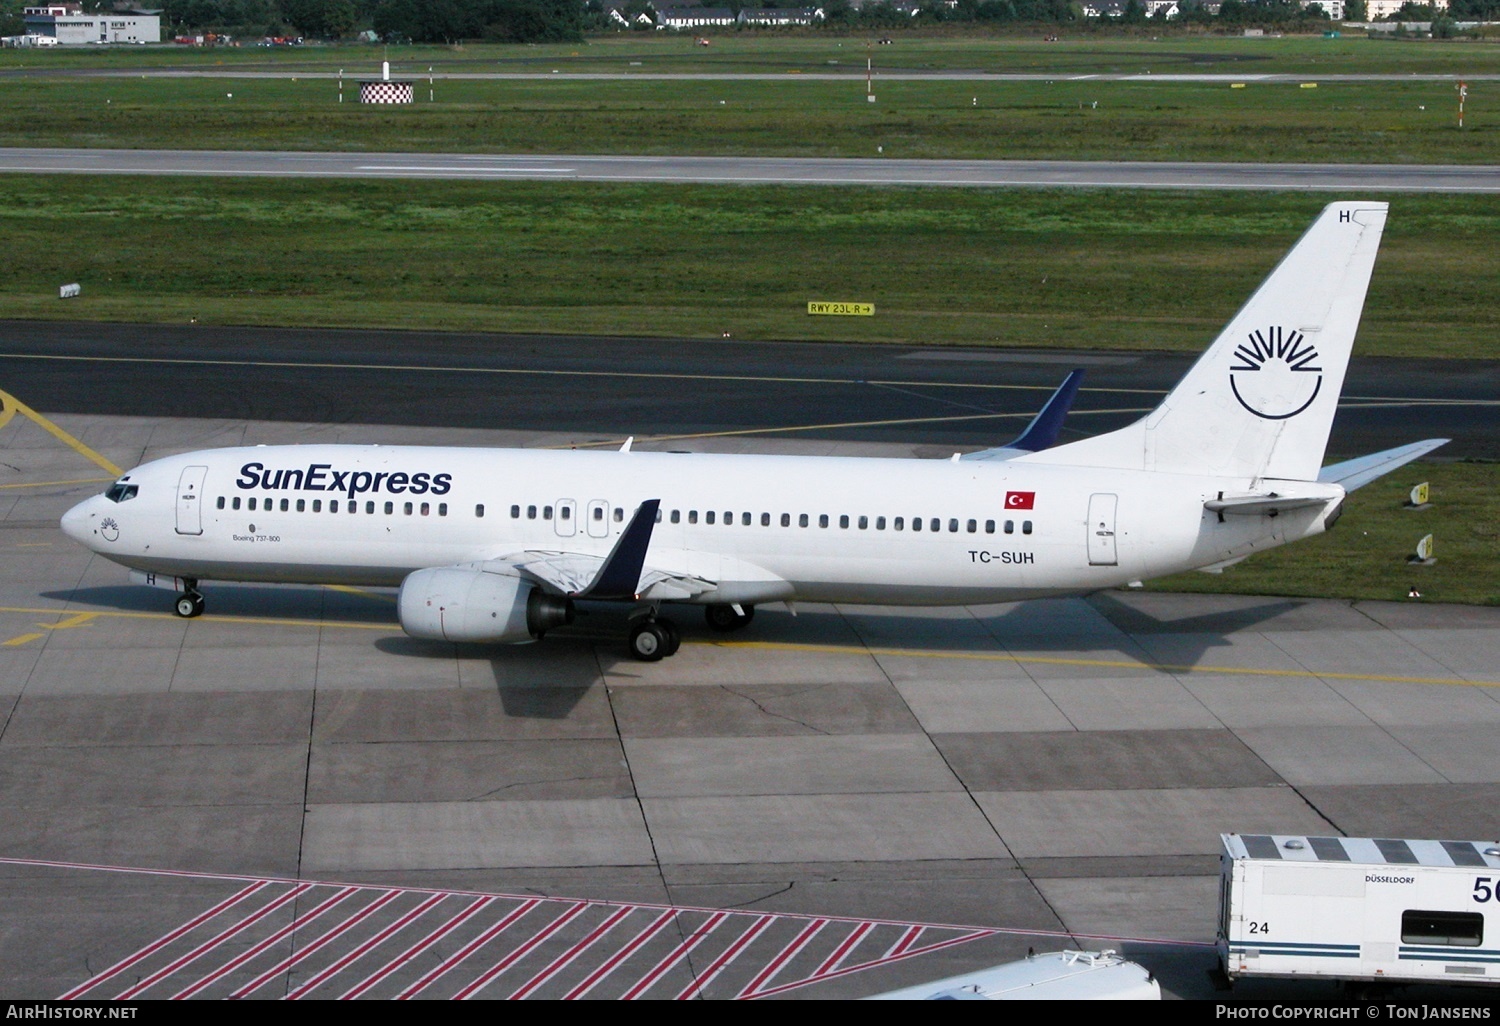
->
<box><xmin>1005</xmin><ymin>491</ymin><xmax>1036</xmax><ymax>510</ymax></box>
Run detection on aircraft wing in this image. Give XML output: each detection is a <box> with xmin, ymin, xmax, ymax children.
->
<box><xmin>505</xmin><ymin>551</ymin><xmax>717</xmax><ymax>602</ymax></box>
<box><xmin>1318</xmin><ymin>439</ymin><xmax>1450</xmax><ymax>493</ymax></box>
<box><xmin>495</xmin><ymin>497</ymin><xmax>719</xmax><ymax>601</ymax></box>
<box><xmin>960</xmin><ymin>369</ymin><xmax>1085</xmax><ymax>462</ymax></box>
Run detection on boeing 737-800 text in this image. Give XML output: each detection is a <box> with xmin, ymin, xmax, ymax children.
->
<box><xmin>60</xmin><ymin>202</ymin><xmax>1446</xmax><ymax>660</ymax></box>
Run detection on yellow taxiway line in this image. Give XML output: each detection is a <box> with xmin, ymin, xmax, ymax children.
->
<box><xmin>0</xmin><ymin>389</ymin><xmax>122</xmax><ymax>477</ymax></box>
<box><xmin>0</xmin><ymin>603</ymin><xmax>1489</xmax><ymax>688</ymax></box>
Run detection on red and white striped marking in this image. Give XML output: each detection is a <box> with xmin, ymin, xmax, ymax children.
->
<box><xmin>14</xmin><ymin>858</ymin><xmax>1105</xmax><ymax>1000</ymax></box>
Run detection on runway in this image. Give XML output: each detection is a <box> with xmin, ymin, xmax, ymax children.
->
<box><xmin>2</xmin><ymin>147</ymin><xmax>1497</xmax><ymax>192</ymax></box>
<box><xmin>1</xmin><ymin>367</ymin><xmax>1498</xmax><ymax>999</ymax></box>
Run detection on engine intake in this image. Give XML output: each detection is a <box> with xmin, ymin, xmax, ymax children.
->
<box><xmin>398</xmin><ymin>566</ymin><xmax>574</xmax><ymax>643</ymax></box>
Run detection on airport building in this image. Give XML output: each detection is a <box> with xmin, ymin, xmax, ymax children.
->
<box><xmin>22</xmin><ymin>4</ymin><xmax>161</xmax><ymax>45</ymax></box>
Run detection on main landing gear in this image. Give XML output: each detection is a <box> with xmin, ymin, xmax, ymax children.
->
<box><xmin>173</xmin><ymin>579</ymin><xmax>204</xmax><ymax>619</ymax></box>
<box><xmin>625</xmin><ymin>604</ymin><xmax>757</xmax><ymax>662</ymax></box>
<box><xmin>627</xmin><ymin>613</ymin><xmax>680</xmax><ymax>662</ymax></box>
<box><xmin>704</xmin><ymin>603</ymin><xmax>754</xmax><ymax>633</ymax></box>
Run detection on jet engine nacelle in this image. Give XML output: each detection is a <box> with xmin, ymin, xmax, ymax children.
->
<box><xmin>397</xmin><ymin>566</ymin><xmax>574</xmax><ymax>643</ymax></box>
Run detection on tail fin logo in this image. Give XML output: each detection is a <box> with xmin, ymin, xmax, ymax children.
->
<box><xmin>1229</xmin><ymin>326</ymin><xmax>1324</xmax><ymax>421</ymax></box>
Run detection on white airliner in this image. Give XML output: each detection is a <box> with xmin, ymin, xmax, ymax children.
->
<box><xmin>60</xmin><ymin>202</ymin><xmax>1446</xmax><ymax>660</ymax></box>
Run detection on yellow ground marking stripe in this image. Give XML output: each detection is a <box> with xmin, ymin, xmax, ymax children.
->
<box><xmin>0</xmin><ymin>390</ymin><xmax>122</xmax><ymax>477</ymax></box>
<box><xmin>0</xmin><ymin>476</ymin><xmax>116</xmax><ymax>491</ymax></box>
<box><xmin>707</xmin><ymin>640</ymin><xmax>1499</xmax><ymax>689</ymax></box>
<box><xmin>557</xmin><ymin>407</ymin><xmax>1155</xmax><ymax>449</ymax></box>
<box><xmin>2</xmin><ymin>610</ymin><xmax>98</xmax><ymax>646</ymax></box>
<box><xmin>327</xmin><ymin>584</ymin><xmax>398</xmax><ymax>603</ymax></box>
<box><xmin>0</xmin><ymin>605</ymin><xmax>392</xmax><ymax>631</ymax></box>
<box><xmin>0</xmin><ymin>352</ymin><xmax>1169</xmax><ymax>396</ymax></box>
<box><xmin>0</xmin><ymin>604</ymin><xmax>1488</xmax><ymax>689</ymax></box>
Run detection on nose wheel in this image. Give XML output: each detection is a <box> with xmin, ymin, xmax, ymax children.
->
<box><xmin>627</xmin><ymin>615</ymin><xmax>680</xmax><ymax>661</ymax></box>
<box><xmin>174</xmin><ymin>583</ymin><xmax>204</xmax><ymax>619</ymax></box>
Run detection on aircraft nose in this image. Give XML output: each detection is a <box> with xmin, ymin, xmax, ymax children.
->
<box><xmin>60</xmin><ymin>498</ymin><xmax>95</xmax><ymax>546</ymax></box>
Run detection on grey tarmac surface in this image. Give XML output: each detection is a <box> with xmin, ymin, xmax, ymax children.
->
<box><xmin>1</xmin><ymin>406</ymin><xmax>1498</xmax><ymax>1001</ymax></box>
<box><xmin>2</xmin><ymin>320</ymin><xmax>1496</xmax><ymax>459</ymax></box>
<box><xmin>1</xmin><ymin>147</ymin><xmax>1497</xmax><ymax>192</ymax></box>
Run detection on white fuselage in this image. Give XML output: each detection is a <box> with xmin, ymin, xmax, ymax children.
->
<box><xmin>60</xmin><ymin>444</ymin><xmax>1342</xmax><ymax>606</ymax></box>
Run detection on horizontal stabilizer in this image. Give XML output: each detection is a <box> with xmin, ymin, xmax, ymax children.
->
<box><xmin>1205</xmin><ymin>494</ymin><xmax>1330</xmax><ymax>517</ymax></box>
<box><xmin>961</xmin><ymin>369</ymin><xmax>1084</xmax><ymax>462</ymax></box>
<box><xmin>1318</xmin><ymin>439</ymin><xmax>1450</xmax><ymax>493</ymax></box>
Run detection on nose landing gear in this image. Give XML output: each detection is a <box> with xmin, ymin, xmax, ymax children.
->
<box><xmin>173</xmin><ymin>580</ymin><xmax>204</xmax><ymax>619</ymax></box>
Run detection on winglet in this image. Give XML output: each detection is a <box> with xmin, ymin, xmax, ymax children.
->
<box><xmin>1008</xmin><ymin>368</ymin><xmax>1085</xmax><ymax>452</ymax></box>
<box><xmin>574</xmin><ymin>499</ymin><xmax>660</xmax><ymax>599</ymax></box>
<box><xmin>960</xmin><ymin>369</ymin><xmax>1084</xmax><ymax>462</ymax></box>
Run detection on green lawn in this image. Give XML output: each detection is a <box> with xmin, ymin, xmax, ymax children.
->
<box><xmin>2</xmin><ymin>179</ymin><xmax>1495</xmax><ymax>358</ymax></box>
<box><xmin>0</xmin><ymin>71</ymin><xmax>1491</xmax><ymax>163</ymax></box>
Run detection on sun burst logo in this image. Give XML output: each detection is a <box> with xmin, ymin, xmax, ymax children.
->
<box><xmin>1229</xmin><ymin>326</ymin><xmax>1323</xmax><ymax>420</ymax></box>
<box><xmin>100</xmin><ymin>517</ymin><xmax>120</xmax><ymax>542</ymax></box>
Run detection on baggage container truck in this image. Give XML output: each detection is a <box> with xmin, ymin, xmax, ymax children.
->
<box><xmin>1219</xmin><ymin>833</ymin><xmax>1500</xmax><ymax>989</ymax></box>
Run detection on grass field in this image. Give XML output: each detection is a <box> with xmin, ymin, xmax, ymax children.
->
<box><xmin>2</xmin><ymin>179</ymin><xmax>1496</xmax><ymax>358</ymax></box>
<box><xmin>1</xmin><ymin>70</ymin><xmax>1493</xmax><ymax>163</ymax></box>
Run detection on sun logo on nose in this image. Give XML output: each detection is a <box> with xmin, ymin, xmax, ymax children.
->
<box><xmin>1229</xmin><ymin>326</ymin><xmax>1323</xmax><ymax>420</ymax></box>
<box><xmin>100</xmin><ymin>517</ymin><xmax>120</xmax><ymax>542</ymax></box>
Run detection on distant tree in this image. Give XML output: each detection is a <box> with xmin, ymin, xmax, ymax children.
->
<box><xmin>1343</xmin><ymin>0</ymin><xmax>1366</xmax><ymax>18</ymax></box>
<box><xmin>0</xmin><ymin>0</ymin><xmax>24</xmax><ymax>36</ymax></box>
<box><xmin>279</xmin><ymin>0</ymin><xmax>357</xmax><ymax>37</ymax></box>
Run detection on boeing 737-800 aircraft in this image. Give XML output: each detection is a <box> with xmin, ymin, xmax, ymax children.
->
<box><xmin>60</xmin><ymin>202</ymin><xmax>1446</xmax><ymax>660</ymax></box>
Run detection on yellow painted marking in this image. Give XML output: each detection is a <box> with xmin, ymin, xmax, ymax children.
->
<box><xmin>0</xmin><ymin>605</ymin><xmax>391</xmax><ymax>631</ymax></box>
<box><xmin>0</xmin><ymin>604</ymin><xmax>1487</xmax><ymax>690</ymax></box>
<box><xmin>0</xmin><ymin>352</ymin><xmax>1168</xmax><ymax>396</ymax></box>
<box><xmin>327</xmin><ymin>584</ymin><xmax>398</xmax><ymax>604</ymax></box>
<box><xmin>37</xmin><ymin>612</ymin><xmax>98</xmax><ymax>631</ymax></box>
<box><xmin>0</xmin><ymin>610</ymin><xmax>98</xmax><ymax>647</ymax></box>
<box><xmin>16</xmin><ymin>543</ymin><xmax>53</xmax><ymax>548</ymax></box>
<box><xmin>0</xmin><ymin>390</ymin><xmax>122</xmax><ymax>477</ymax></box>
<box><xmin>557</xmin><ymin>407</ymin><xmax>1155</xmax><ymax>450</ymax></box>
<box><xmin>0</xmin><ymin>477</ymin><xmax>116</xmax><ymax>491</ymax></box>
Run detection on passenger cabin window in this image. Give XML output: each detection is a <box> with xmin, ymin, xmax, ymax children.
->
<box><xmin>671</xmin><ymin>510</ymin><xmax>681</xmax><ymax>524</ymax></box>
<box><xmin>706</xmin><ymin>511</ymin><xmax>715</xmax><ymax>525</ymax></box>
<box><xmin>543</xmin><ymin>506</ymin><xmax>553</xmax><ymax>520</ymax></box>
<box><xmin>476</xmin><ymin>504</ymin><xmax>485</xmax><ymax>518</ymax></box>
<box><xmin>104</xmin><ymin>482</ymin><xmax>139</xmax><ymax>503</ymax></box>
<box><xmin>296</xmin><ymin>499</ymin><xmax>305</xmax><ymax>512</ymax></box>
<box><xmin>799</xmin><ymin>514</ymin><xmax>808</xmax><ymax>528</ymax></box>
<box><xmin>439</xmin><ymin>503</ymin><xmax>447</xmax><ymax>517</ymax></box>
<box><xmin>781</xmin><ymin>514</ymin><xmax>790</xmax><ymax>527</ymax></box>
<box><xmin>894</xmin><ymin>517</ymin><xmax>904</xmax><ymax>531</ymax></box>
<box><xmin>839</xmin><ymin>515</ymin><xmax>849</xmax><ymax>529</ymax></box>
<box><xmin>216</xmin><ymin>496</ymin><xmax>225</xmax><ymax>510</ymax></box>
<box><xmin>405</xmin><ymin>502</ymin><xmax>413</xmax><ymax>515</ymax></box>
<box><xmin>819</xmin><ymin>515</ymin><xmax>829</xmax><ymax>529</ymax></box>
<box><xmin>1023</xmin><ymin>520</ymin><xmax>1033</xmax><ymax>535</ymax></box>
<box><xmin>689</xmin><ymin>511</ymin><xmax>698</xmax><ymax>524</ymax></box>
<box><xmin>527</xmin><ymin>505</ymin><xmax>537</xmax><ymax>520</ymax></box>
<box><xmin>614</xmin><ymin>508</ymin><xmax>624</xmax><ymax>522</ymax></box>
<box><xmin>511</xmin><ymin>505</ymin><xmax>521</xmax><ymax>519</ymax></box>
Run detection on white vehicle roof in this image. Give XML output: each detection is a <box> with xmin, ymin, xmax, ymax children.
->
<box><xmin>1223</xmin><ymin>833</ymin><xmax>1500</xmax><ymax>869</ymax></box>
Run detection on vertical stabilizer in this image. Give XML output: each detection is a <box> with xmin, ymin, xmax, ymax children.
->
<box><xmin>1023</xmin><ymin>202</ymin><xmax>1388</xmax><ymax>482</ymax></box>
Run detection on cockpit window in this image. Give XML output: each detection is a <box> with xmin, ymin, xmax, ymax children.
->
<box><xmin>104</xmin><ymin>482</ymin><xmax>139</xmax><ymax>503</ymax></box>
